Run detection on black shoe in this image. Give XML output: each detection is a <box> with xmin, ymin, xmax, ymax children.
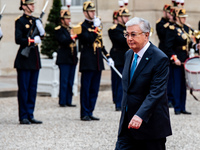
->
<box><xmin>66</xmin><ymin>104</ymin><xmax>76</xmax><ymax>107</ymax></box>
<box><xmin>175</xmin><ymin>111</ymin><xmax>181</xmax><ymax>115</ymax></box>
<box><xmin>89</xmin><ymin>116</ymin><xmax>100</xmax><ymax>121</ymax></box>
<box><xmin>181</xmin><ymin>111</ymin><xmax>192</xmax><ymax>115</ymax></box>
<box><xmin>81</xmin><ymin>116</ymin><xmax>91</xmax><ymax>121</ymax></box>
<box><xmin>115</xmin><ymin>108</ymin><xmax>121</xmax><ymax>111</ymax></box>
<box><xmin>29</xmin><ymin>118</ymin><xmax>43</xmax><ymax>124</ymax></box>
<box><xmin>168</xmin><ymin>102</ymin><xmax>173</xmax><ymax>108</ymax></box>
<box><xmin>20</xmin><ymin>119</ymin><xmax>31</xmax><ymax>125</ymax></box>
<box><xmin>59</xmin><ymin>104</ymin><xmax>66</xmax><ymax>107</ymax></box>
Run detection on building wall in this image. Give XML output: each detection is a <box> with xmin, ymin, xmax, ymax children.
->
<box><xmin>0</xmin><ymin>0</ymin><xmax>200</xmax><ymax>75</ymax></box>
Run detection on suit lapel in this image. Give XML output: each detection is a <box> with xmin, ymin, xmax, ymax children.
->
<box><xmin>128</xmin><ymin>44</ymin><xmax>153</xmax><ymax>87</ymax></box>
<box><xmin>123</xmin><ymin>50</ymin><xmax>134</xmax><ymax>89</ymax></box>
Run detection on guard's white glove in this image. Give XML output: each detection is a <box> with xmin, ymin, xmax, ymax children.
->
<box><xmin>93</xmin><ymin>16</ymin><xmax>101</xmax><ymax>27</ymax></box>
<box><xmin>36</xmin><ymin>19</ymin><xmax>45</xmax><ymax>36</ymax></box>
<box><xmin>107</xmin><ymin>58</ymin><xmax>114</xmax><ymax>67</ymax></box>
<box><xmin>0</xmin><ymin>27</ymin><xmax>3</xmax><ymax>39</ymax></box>
<box><xmin>34</xmin><ymin>36</ymin><xmax>41</xmax><ymax>44</ymax></box>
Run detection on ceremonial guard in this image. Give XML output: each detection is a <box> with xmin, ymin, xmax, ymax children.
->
<box><xmin>156</xmin><ymin>4</ymin><xmax>175</xmax><ymax>108</ymax></box>
<box><xmin>156</xmin><ymin>4</ymin><xmax>172</xmax><ymax>53</ymax></box>
<box><xmin>14</xmin><ymin>0</ymin><xmax>45</xmax><ymax>124</ymax></box>
<box><xmin>55</xmin><ymin>8</ymin><xmax>78</xmax><ymax>107</ymax></box>
<box><xmin>108</xmin><ymin>4</ymin><xmax>130</xmax><ymax>111</ymax></box>
<box><xmin>75</xmin><ymin>1</ymin><xmax>114</xmax><ymax>121</ymax></box>
<box><xmin>109</xmin><ymin>10</ymin><xmax>118</xmax><ymax>106</ymax></box>
<box><xmin>165</xmin><ymin>7</ymin><xmax>200</xmax><ymax>115</ymax></box>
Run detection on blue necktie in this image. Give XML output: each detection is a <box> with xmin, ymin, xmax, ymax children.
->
<box><xmin>130</xmin><ymin>53</ymin><xmax>138</xmax><ymax>82</ymax></box>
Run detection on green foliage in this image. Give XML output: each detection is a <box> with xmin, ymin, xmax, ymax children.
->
<box><xmin>41</xmin><ymin>0</ymin><xmax>62</xmax><ymax>58</ymax></box>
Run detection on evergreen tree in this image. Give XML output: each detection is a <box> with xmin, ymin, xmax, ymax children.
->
<box><xmin>41</xmin><ymin>0</ymin><xmax>62</xmax><ymax>58</ymax></box>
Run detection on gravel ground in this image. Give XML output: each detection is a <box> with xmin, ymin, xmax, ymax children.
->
<box><xmin>0</xmin><ymin>90</ymin><xmax>200</xmax><ymax>150</ymax></box>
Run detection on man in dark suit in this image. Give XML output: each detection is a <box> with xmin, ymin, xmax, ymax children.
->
<box><xmin>115</xmin><ymin>17</ymin><xmax>172</xmax><ymax>150</ymax></box>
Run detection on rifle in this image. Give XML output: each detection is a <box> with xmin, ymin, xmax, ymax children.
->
<box><xmin>21</xmin><ymin>0</ymin><xmax>49</xmax><ymax>57</ymax></box>
<box><xmin>0</xmin><ymin>4</ymin><xmax>6</xmax><ymax>20</ymax></box>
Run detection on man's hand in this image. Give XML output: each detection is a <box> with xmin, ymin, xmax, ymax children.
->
<box><xmin>34</xmin><ymin>36</ymin><xmax>41</xmax><ymax>44</ymax></box>
<box><xmin>128</xmin><ymin>115</ymin><xmax>143</xmax><ymax>129</ymax></box>
<box><xmin>174</xmin><ymin>59</ymin><xmax>181</xmax><ymax>66</ymax></box>
<box><xmin>107</xmin><ymin>58</ymin><xmax>114</xmax><ymax>67</ymax></box>
<box><xmin>93</xmin><ymin>16</ymin><xmax>101</xmax><ymax>27</ymax></box>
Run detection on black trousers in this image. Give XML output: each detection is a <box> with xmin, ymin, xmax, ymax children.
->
<box><xmin>115</xmin><ymin>136</ymin><xmax>166</xmax><ymax>150</ymax></box>
<box><xmin>115</xmin><ymin>113</ymin><xmax>166</xmax><ymax>150</ymax></box>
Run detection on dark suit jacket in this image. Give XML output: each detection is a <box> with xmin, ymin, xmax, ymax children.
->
<box><xmin>118</xmin><ymin>43</ymin><xmax>172</xmax><ymax>140</ymax></box>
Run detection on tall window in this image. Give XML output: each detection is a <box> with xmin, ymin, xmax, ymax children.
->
<box><xmin>62</xmin><ymin>0</ymin><xmax>87</xmax><ymax>6</ymax></box>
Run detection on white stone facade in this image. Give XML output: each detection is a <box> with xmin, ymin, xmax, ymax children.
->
<box><xmin>0</xmin><ymin>0</ymin><xmax>200</xmax><ymax>75</ymax></box>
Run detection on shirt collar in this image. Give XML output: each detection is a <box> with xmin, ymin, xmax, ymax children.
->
<box><xmin>136</xmin><ymin>41</ymin><xmax>150</xmax><ymax>58</ymax></box>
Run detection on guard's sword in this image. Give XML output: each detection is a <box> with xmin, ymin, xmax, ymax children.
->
<box><xmin>103</xmin><ymin>55</ymin><xmax>122</xmax><ymax>78</ymax></box>
<box><xmin>0</xmin><ymin>4</ymin><xmax>6</xmax><ymax>20</ymax></box>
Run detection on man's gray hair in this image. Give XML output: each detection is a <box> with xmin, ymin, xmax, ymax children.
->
<box><xmin>125</xmin><ymin>17</ymin><xmax>151</xmax><ymax>33</ymax></box>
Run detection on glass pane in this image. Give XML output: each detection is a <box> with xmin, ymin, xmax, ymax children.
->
<box><xmin>61</xmin><ymin>0</ymin><xmax>87</xmax><ymax>6</ymax></box>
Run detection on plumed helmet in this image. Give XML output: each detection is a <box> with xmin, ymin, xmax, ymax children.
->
<box><xmin>175</xmin><ymin>8</ymin><xmax>188</xmax><ymax>17</ymax></box>
<box><xmin>83</xmin><ymin>1</ymin><xmax>96</xmax><ymax>11</ymax></box>
<box><xmin>113</xmin><ymin>10</ymin><xmax>118</xmax><ymax>20</ymax></box>
<box><xmin>117</xmin><ymin>7</ymin><xmax>130</xmax><ymax>17</ymax></box>
<box><xmin>60</xmin><ymin>9</ymin><xmax>71</xmax><ymax>19</ymax></box>
<box><xmin>20</xmin><ymin>0</ymin><xmax>35</xmax><ymax>10</ymax></box>
<box><xmin>163</xmin><ymin>4</ymin><xmax>171</xmax><ymax>13</ymax></box>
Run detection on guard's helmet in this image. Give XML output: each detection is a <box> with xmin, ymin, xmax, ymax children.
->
<box><xmin>20</xmin><ymin>0</ymin><xmax>35</xmax><ymax>10</ymax></box>
<box><xmin>163</xmin><ymin>4</ymin><xmax>171</xmax><ymax>13</ymax></box>
<box><xmin>175</xmin><ymin>8</ymin><xmax>188</xmax><ymax>17</ymax></box>
<box><xmin>117</xmin><ymin>7</ymin><xmax>130</xmax><ymax>17</ymax></box>
<box><xmin>83</xmin><ymin>1</ymin><xmax>96</xmax><ymax>11</ymax></box>
<box><xmin>60</xmin><ymin>10</ymin><xmax>71</xmax><ymax>19</ymax></box>
<box><xmin>113</xmin><ymin>10</ymin><xmax>118</xmax><ymax>20</ymax></box>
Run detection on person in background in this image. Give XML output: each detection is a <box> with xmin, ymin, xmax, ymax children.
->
<box><xmin>115</xmin><ymin>17</ymin><xmax>172</xmax><ymax>150</ymax></box>
<box><xmin>55</xmin><ymin>9</ymin><xmax>78</xmax><ymax>107</ymax></box>
<box><xmin>165</xmin><ymin>7</ymin><xmax>200</xmax><ymax>115</ymax></box>
<box><xmin>156</xmin><ymin>4</ymin><xmax>174</xmax><ymax>108</ymax></box>
<box><xmin>76</xmin><ymin>1</ymin><xmax>114</xmax><ymax>121</ymax></box>
<box><xmin>108</xmin><ymin>7</ymin><xmax>130</xmax><ymax>111</ymax></box>
<box><xmin>14</xmin><ymin>0</ymin><xmax>45</xmax><ymax>124</ymax></box>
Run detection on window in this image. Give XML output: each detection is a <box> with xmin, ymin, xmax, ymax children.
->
<box><xmin>61</xmin><ymin>0</ymin><xmax>87</xmax><ymax>6</ymax></box>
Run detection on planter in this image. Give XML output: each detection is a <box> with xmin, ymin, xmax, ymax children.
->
<box><xmin>37</xmin><ymin>52</ymin><xmax>79</xmax><ymax>98</ymax></box>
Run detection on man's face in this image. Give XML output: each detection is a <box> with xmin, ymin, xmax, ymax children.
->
<box><xmin>84</xmin><ymin>10</ymin><xmax>95</xmax><ymax>20</ymax></box>
<box><xmin>126</xmin><ymin>25</ymin><xmax>149</xmax><ymax>53</ymax></box>
<box><xmin>22</xmin><ymin>4</ymin><xmax>35</xmax><ymax>13</ymax></box>
<box><xmin>163</xmin><ymin>11</ymin><xmax>167</xmax><ymax>18</ymax></box>
<box><xmin>118</xmin><ymin>16</ymin><xmax>129</xmax><ymax>24</ymax></box>
<box><xmin>63</xmin><ymin>18</ymin><xmax>71</xmax><ymax>26</ymax></box>
<box><xmin>166</xmin><ymin>12</ymin><xmax>172</xmax><ymax>20</ymax></box>
<box><xmin>179</xmin><ymin>17</ymin><xmax>186</xmax><ymax>24</ymax></box>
